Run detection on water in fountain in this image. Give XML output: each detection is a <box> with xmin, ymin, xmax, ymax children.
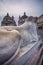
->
<box><xmin>18</xmin><ymin>21</ymin><xmax>38</xmax><ymax>47</ymax></box>
<box><xmin>27</xmin><ymin>21</ymin><xmax>38</xmax><ymax>42</ymax></box>
<box><xmin>0</xmin><ymin>21</ymin><xmax>38</xmax><ymax>64</ymax></box>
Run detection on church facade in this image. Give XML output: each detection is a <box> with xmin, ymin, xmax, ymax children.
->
<box><xmin>18</xmin><ymin>12</ymin><xmax>43</xmax><ymax>29</ymax></box>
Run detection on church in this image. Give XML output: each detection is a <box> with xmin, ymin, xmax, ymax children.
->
<box><xmin>1</xmin><ymin>13</ymin><xmax>16</xmax><ymax>26</ymax></box>
<box><xmin>18</xmin><ymin>12</ymin><xmax>28</xmax><ymax>25</ymax></box>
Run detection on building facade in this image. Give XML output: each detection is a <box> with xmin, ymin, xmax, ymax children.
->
<box><xmin>37</xmin><ymin>14</ymin><xmax>43</xmax><ymax>29</ymax></box>
<box><xmin>18</xmin><ymin>12</ymin><xmax>38</xmax><ymax>25</ymax></box>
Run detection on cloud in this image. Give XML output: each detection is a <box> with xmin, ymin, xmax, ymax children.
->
<box><xmin>0</xmin><ymin>0</ymin><xmax>43</xmax><ymax>24</ymax></box>
<box><xmin>0</xmin><ymin>0</ymin><xmax>42</xmax><ymax>16</ymax></box>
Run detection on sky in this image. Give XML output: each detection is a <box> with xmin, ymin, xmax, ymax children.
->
<box><xmin>0</xmin><ymin>0</ymin><xmax>43</xmax><ymax>24</ymax></box>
